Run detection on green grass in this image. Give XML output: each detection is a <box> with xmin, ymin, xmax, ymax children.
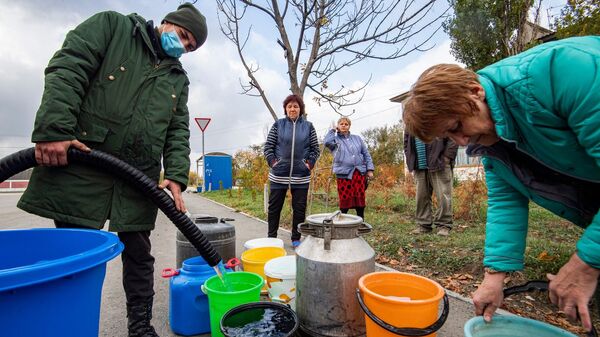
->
<box><xmin>202</xmin><ymin>187</ymin><xmax>581</xmax><ymax>282</ymax></box>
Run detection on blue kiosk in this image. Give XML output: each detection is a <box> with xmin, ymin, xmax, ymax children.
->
<box><xmin>196</xmin><ymin>152</ymin><xmax>232</xmax><ymax>192</ymax></box>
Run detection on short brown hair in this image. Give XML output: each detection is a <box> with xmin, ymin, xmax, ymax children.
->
<box><xmin>403</xmin><ymin>64</ymin><xmax>479</xmax><ymax>142</ymax></box>
<box><xmin>337</xmin><ymin>117</ymin><xmax>351</xmax><ymax>126</ymax></box>
<box><xmin>283</xmin><ymin>94</ymin><xmax>305</xmax><ymax>116</ymax></box>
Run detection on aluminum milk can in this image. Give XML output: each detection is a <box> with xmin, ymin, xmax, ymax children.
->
<box><xmin>296</xmin><ymin>211</ymin><xmax>375</xmax><ymax>337</ymax></box>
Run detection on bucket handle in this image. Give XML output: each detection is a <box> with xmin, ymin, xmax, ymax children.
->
<box><xmin>356</xmin><ymin>288</ymin><xmax>449</xmax><ymax>336</ymax></box>
<box><xmin>503</xmin><ymin>280</ymin><xmax>597</xmax><ymax>337</ymax></box>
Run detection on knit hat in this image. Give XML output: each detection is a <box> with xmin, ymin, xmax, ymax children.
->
<box><xmin>163</xmin><ymin>3</ymin><xmax>208</xmax><ymax>48</ymax></box>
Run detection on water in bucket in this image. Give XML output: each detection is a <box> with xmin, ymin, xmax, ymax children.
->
<box><xmin>202</xmin><ymin>271</ymin><xmax>264</xmax><ymax>337</ymax></box>
<box><xmin>464</xmin><ymin>316</ymin><xmax>578</xmax><ymax>337</ymax></box>
<box><xmin>214</xmin><ymin>264</ymin><xmax>228</xmax><ymax>287</ymax></box>
<box><xmin>220</xmin><ymin>302</ymin><xmax>298</xmax><ymax>337</ymax></box>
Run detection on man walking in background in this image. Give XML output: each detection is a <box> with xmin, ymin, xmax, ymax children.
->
<box><xmin>404</xmin><ymin>133</ymin><xmax>458</xmax><ymax>236</ymax></box>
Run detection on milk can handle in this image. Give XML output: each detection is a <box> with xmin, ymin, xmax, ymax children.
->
<box><xmin>356</xmin><ymin>288</ymin><xmax>449</xmax><ymax>336</ymax></box>
<box><xmin>298</xmin><ymin>222</ymin><xmax>316</xmax><ymax>236</ymax></box>
<box><xmin>325</xmin><ymin>210</ymin><xmax>342</xmax><ymax>221</ymax></box>
<box><xmin>357</xmin><ymin>222</ymin><xmax>373</xmax><ymax>235</ymax></box>
<box><xmin>323</xmin><ymin>219</ymin><xmax>332</xmax><ymax>250</ymax></box>
<box><xmin>503</xmin><ymin>280</ymin><xmax>598</xmax><ymax>337</ymax></box>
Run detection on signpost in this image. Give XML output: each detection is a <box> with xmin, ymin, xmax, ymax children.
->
<box><xmin>194</xmin><ymin>117</ymin><xmax>211</xmax><ymax>192</ymax></box>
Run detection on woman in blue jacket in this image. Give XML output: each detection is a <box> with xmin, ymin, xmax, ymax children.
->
<box><xmin>402</xmin><ymin>36</ymin><xmax>600</xmax><ymax>331</ymax></box>
<box><xmin>324</xmin><ymin>117</ymin><xmax>375</xmax><ymax>220</ymax></box>
<box><xmin>263</xmin><ymin>94</ymin><xmax>320</xmax><ymax>248</ymax></box>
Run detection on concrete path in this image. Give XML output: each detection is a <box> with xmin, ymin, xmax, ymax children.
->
<box><xmin>0</xmin><ymin>191</ymin><xmax>483</xmax><ymax>337</ymax></box>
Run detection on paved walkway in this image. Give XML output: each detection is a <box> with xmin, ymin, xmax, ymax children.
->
<box><xmin>0</xmin><ymin>191</ymin><xmax>483</xmax><ymax>337</ymax></box>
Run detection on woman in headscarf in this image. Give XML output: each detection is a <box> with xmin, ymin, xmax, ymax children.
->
<box><xmin>324</xmin><ymin>116</ymin><xmax>374</xmax><ymax>220</ymax></box>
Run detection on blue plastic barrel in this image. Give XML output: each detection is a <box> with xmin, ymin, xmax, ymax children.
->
<box><xmin>0</xmin><ymin>228</ymin><xmax>123</xmax><ymax>337</ymax></box>
<box><xmin>168</xmin><ymin>256</ymin><xmax>218</xmax><ymax>336</ymax></box>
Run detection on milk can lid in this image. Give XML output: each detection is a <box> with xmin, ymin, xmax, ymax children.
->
<box><xmin>305</xmin><ymin>212</ymin><xmax>363</xmax><ymax>227</ymax></box>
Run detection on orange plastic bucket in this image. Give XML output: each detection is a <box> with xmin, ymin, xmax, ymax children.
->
<box><xmin>357</xmin><ymin>272</ymin><xmax>448</xmax><ymax>337</ymax></box>
<box><xmin>241</xmin><ymin>246</ymin><xmax>286</xmax><ymax>292</ymax></box>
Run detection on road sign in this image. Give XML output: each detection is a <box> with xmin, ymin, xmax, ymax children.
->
<box><xmin>195</xmin><ymin>117</ymin><xmax>211</xmax><ymax>132</ymax></box>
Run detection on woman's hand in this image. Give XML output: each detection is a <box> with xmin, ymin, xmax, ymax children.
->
<box><xmin>547</xmin><ymin>253</ymin><xmax>600</xmax><ymax>331</ymax></box>
<box><xmin>472</xmin><ymin>271</ymin><xmax>506</xmax><ymax>322</ymax></box>
<box><xmin>367</xmin><ymin>171</ymin><xmax>374</xmax><ymax>178</ymax></box>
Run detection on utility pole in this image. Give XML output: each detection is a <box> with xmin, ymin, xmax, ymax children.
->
<box><xmin>194</xmin><ymin>117</ymin><xmax>211</xmax><ymax>192</ymax></box>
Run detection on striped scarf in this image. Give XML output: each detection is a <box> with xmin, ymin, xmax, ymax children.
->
<box><xmin>415</xmin><ymin>138</ymin><xmax>428</xmax><ymax>170</ymax></box>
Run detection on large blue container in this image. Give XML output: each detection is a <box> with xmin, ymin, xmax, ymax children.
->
<box><xmin>168</xmin><ymin>256</ymin><xmax>218</xmax><ymax>335</ymax></box>
<box><xmin>0</xmin><ymin>228</ymin><xmax>123</xmax><ymax>337</ymax></box>
<box><xmin>203</xmin><ymin>154</ymin><xmax>233</xmax><ymax>191</ymax></box>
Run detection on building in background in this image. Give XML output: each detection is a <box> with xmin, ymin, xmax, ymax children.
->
<box><xmin>196</xmin><ymin>152</ymin><xmax>233</xmax><ymax>192</ymax></box>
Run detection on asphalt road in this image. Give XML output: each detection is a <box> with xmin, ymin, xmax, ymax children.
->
<box><xmin>0</xmin><ymin>191</ymin><xmax>485</xmax><ymax>337</ymax></box>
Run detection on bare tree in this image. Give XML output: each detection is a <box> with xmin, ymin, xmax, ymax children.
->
<box><xmin>217</xmin><ymin>0</ymin><xmax>448</xmax><ymax>120</ymax></box>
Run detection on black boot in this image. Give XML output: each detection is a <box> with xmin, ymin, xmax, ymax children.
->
<box><xmin>126</xmin><ymin>300</ymin><xmax>160</xmax><ymax>337</ymax></box>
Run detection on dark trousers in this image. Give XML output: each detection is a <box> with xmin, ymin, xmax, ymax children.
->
<box><xmin>55</xmin><ymin>221</ymin><xmax>155</xmax><ymax>304</ymax></box>
<box><xmin>267</xmin><ymin>187</ymin><xmax>308</xmax><ymax>241</ymax></box>
<box><xmin>341</xmin><ymin>207</ymin><xmax>365</xmax><ymax>219</ymax></box>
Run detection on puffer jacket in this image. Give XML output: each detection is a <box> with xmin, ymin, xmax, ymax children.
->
<box><xmin>470</xmin><ymin>36</ymin><xmax>600</xmax><ymax>271</ymax></box>
<box><xmin>324</xmin><ymin>129</ymin><xmax>374</xmax><ymax>178</ymax></box>
<box><xmin>18</xmin><ymin>11</ymin><xmax>191</xmax><ymax>232</ymax></box>
<box><xmin>263</xmin><ymin>116</ymin><xmax>320</xmax><ymax>188</ymax></box>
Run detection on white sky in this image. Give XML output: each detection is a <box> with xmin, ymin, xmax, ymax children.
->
<box><xmin>0</xmin><ymin>0</ymin><xmax>566</xmax><ymax>168</ymax></box>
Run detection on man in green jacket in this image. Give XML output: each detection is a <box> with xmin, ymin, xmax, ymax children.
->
<box><xmin>18</xmin><ymin>3</ymin><xmax>208</xmax><ymax>337</ymax></box>
<box><xmin>402</xmin><ymin>36</ymin><xmax>600</xmax><ymax>332</ymax></box>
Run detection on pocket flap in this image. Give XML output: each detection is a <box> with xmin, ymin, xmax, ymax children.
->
<box><xmin>76</xmin><ymin>119</ymin><xmax>110</xmax><ymax>143</ymax></box>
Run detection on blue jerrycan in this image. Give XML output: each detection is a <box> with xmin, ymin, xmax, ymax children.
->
<box><xmin>162</xmin><ymin>256</ymin><xmax>222</xmax><ymax>336</ymax></box>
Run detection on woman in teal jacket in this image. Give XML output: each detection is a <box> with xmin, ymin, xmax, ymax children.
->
<box><xmin>403</xmin><ymin>36</ymin><xmax>600</xmax><ymax>331</ymax></box>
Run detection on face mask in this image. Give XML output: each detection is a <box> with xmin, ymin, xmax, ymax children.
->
<box><xmin>161</xmin><ymin>30</ymin><xmax>185</xmax><ymax>58</ymax></box>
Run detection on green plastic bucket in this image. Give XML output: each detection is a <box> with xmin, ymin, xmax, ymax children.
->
<box><xmin>464</xmin><ymin>316</ymin><xmax>578</xmax><ymax>337</ymax></box>
<box><xmin>202</xmin><ymin>271</ymin><xmax>264</xmax><ymax>337</ymax></box>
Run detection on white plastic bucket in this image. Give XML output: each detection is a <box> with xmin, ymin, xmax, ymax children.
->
<box><xmin>264</xmin><ymin>255</ymin><xmax>297</xmax><ymax>311</ymax></box>
<box><xmin>243</xmin><ymin>238</ymin><xmax>284</xmax><ymax>250</ymax></box>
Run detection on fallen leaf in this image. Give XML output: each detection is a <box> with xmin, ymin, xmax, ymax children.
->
<box><xmin>537</xmin><ymin>251</ymin><xmax>557</xmax><ymax>262</ymax></box>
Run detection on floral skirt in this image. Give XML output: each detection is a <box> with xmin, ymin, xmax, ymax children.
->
<box><xmin>336</xmin><ymin>170</ymin><xmax>366</xmax><ymax>209</ymax></box>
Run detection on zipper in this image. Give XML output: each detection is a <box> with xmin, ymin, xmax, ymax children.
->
<box><xmin>288</xmin><ymin>118</ymin><xmax>297</xmax><ymax>189</ymax></box>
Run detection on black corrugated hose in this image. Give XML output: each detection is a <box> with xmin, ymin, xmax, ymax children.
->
<box><xmin>0</xmin><ymin>147</ymin><xmax>222</xmax><ymax>267</ymax></box>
